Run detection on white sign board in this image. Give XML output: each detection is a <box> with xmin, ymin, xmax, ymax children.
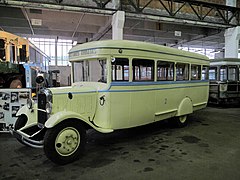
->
<box><xmin>0</xmin><ymin>88</ymin><xmax>31</xmax><ymax>132</ymax></box>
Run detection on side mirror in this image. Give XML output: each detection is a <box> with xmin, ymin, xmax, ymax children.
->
<box><xmin>36</xmin><ymin>75</ymin><xmax>44</xmax><ymax>84</ymax></box>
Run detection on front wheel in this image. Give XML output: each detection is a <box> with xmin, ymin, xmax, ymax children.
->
<box><xmin>44</xmin><ymin>120</ymin><xmax>86</xmax><ymax>165</ymax></box>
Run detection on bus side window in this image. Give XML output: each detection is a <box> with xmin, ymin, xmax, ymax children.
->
<box><xmin>228</xmin><ymin>66</ymin><xmax>237</xmax><ymax>81</ymax></box>
<box><xmin>209</xmin><ymin>67</ymin><xmax>217</xmax><ymax>81</ymax></box>
<box><xmin>112</xmin><ymin>58</ymin><xmax>129</xmax><ymax>81</ymax></box>
<box><xmin>220</xmin><ymin>66</ymin><xmax>227</xmax><ymax>81</ymax></box>
<box><xmin>191</xmin><ymin>64</ymin><xmax>201</xmax><ymax>80</ymax></box>
<box><xmin>133</xmin><ymin>59</ymin><xmax>154</xmax><ymax>81</ymax></box>
<box><xmin>201</xmin><ymin>66</ymin><xmax>209</xmax><ymax>80</ymax></box>
<box><xmin>157</xmin><ymin>61</ymin><xmax>174</xmax><ymax>81</ymax></box>
<box><xmin>176</xmin><ymin>63</ymin><xmax>189</xmax><ymax>81</ymax></box>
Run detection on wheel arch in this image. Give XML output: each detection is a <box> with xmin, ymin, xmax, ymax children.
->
<box><xmin>45</xmin><ymin>111</ymin><xmax>114</xmax><ymax>133</ymax></box>
<box><xmin>176</xmin><ymin>97</ymin><xmax>193</xmax><ymax>116</ymax></box>
<box><xmin>16</xmin><ymin>105</ymin><xmax>38</xmax><ymax>127</ymax></box>
<box><xmin>45</xmin><ymin>111</ymin><xmax>92</xmax><ymax>130</ymax></box>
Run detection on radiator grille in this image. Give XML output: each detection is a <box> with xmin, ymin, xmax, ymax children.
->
<box><xmin>38</xmin><ymin>93</ymin><xmax>47</xmax><ymax>125</ymax></box>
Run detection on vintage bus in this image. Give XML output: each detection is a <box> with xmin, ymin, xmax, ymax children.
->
<box><xmin>12</xmin><ymin>40</ymin><xmax>209</xmax><ymax>164</ymax></box>
<box><xmin>209</xmin><ymin>58</ymin><xmax>240</xmax><ymax>105</ymax></box>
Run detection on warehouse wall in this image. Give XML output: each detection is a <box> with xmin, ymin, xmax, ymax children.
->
<box><xmin>49</xmin><ymin>66</ymin><xmax>71</xmax><ymax>87</ymax></box>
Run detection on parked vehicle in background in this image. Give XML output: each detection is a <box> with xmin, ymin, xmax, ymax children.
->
<box><xmin>209</xmin><ymin>58</ymin><xmax>240</xmax><ymax>105</ymax></box>
<box><xmin>0</xmin><ymin>31</ymin><xmax>49</xmax><ymax>89</ymax></box>
<box><xmin>11</xmin><ymin>40</ymin><xmax>209</xmax><ymax>165</ymax></box>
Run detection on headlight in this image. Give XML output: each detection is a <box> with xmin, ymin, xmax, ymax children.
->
<box><xmin>27</xmin><ymin>98</ymin><xmax>33</xmax><ymax>109</ymax></box>
<box><xmin>220</xmin><ymin>84</ymin><xmax>228</xmax><ymax>92</ymax></box>
<box><xmin>46</xmin><ymin>102</ymin><xmax>52</xmax><ymax>114</ymax></box>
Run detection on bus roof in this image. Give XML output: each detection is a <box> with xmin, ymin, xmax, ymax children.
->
<box><xmin>210</xmin><ymin>58</ymin><xmax>240</xmax><ymax>66</ymax></box>
<box><xmin>69</xmin><ymin>40</ymin><xmax>209</xmax><ymax>61</ymax></box>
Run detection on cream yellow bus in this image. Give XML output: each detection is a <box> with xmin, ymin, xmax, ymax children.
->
<box><xmin>12</xmin><ymin>40</ymin><xmax>209</xmax><ymax>164</ymax></box>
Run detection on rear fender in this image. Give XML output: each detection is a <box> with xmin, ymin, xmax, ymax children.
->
<box><xmin>176</xmin><ymin>97</ymin><xmax>193</xmax><ymax>116</ymax></box>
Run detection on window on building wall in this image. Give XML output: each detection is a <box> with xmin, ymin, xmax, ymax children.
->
<box><xmin>132</xmin><ymin>59</ymin><xmax>154</xmax><ymax>81</ymax></box>
<box><xmin>29</xmin><ymin>38</ymin><xmax>73</xmax><ymax>66</ymax></box>
<box><xmin>57</xmin><ymin>39</ymin><xmax>72</xmax><ymax>66</ymax></box>
<box><xmin>112</xmin><ymin>58</ymin><xmax>129</xmax><ymax>81</ymax></box>
<box><xmin>191</xmin><ymin>64</ymin><xmax>201</xmax><ymax>80</ymax></box>
<box><xmin>157</xmin><ymin>61</ymin><xmax>174</xmax><ymax>81</ymax></box>
<box><xmin>29</xmin><ymin>38</ymin><xmax>55</xmax><ymax>65</ymax></box>
<box><xmin>176</xmin><ymin>63</ymin><xmax>189</xmax><ymax>81</ymax></box>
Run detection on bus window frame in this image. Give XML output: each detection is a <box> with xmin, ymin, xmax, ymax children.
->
<box><xmin>201</xmin><ymin>65</ymin><xmax>209</xmax><ymax>80</ymax></box>
<box><xmin>220</xmin><ymin>65</ymin><xmax>228</xmax><ymax>81</ymax></box>
<box><xmin>157</xmin><ymin>60</ymin><xmax>174</xmax><ymax>81</ymax></box>
<box><xmin>111</xmin><ymin>57</ymin><xmax>130</xmax><ymax>82</ymax></box>
<box><xmin>228</xmin><ymin>65</ymin><xmax>237</xmax><ymax>81</ymax></box>
<box><xmin>132</xmin><ymin>58</ymin><xmax>155</xmax><ymax>82</ymax></box>
<box><xmin>191</xmin><ymin>64</ymin><xmax>201</xmax><ymax>80</ymax></box>
<box><xmin>176</xmin><ymin>62</ymin><xmax>190</xmax><ymax>81</ymax></box>
<box><xmin>209</xmin><ymin>66</ymin><xmax>217</xmax><ymax>81</ymax></box>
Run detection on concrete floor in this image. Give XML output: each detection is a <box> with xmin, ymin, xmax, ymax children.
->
<box><xmin>1</xmin><ymin>106</ymin><xmax>240</xmax><ymax>180</ymax></box>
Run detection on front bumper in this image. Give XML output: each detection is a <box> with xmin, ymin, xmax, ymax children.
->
<box><xmin>10</xmin><ymin>126</ymin><xmax>44</xmax><ymax>148</ymax></box>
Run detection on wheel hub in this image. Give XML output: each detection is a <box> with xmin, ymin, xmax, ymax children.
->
<box><xmin>55</xmin><ymin>127</ymin><xmax>80</xmax><ymax>156</ymax></box>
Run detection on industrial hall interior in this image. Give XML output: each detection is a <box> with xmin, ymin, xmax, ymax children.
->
<box><xmin>1</xmin><ymin>0</ymin><xmax>240</xmax><ymax>179</ymax></box>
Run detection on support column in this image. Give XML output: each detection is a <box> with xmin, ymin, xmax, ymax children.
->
<box><xmin>112</xmin><ymin>11</ymin><xmax>125</xmax><ymax>40</ymax></box>
<box><xmin>224</xmin><ymin>27</ymin><xmax>240</xmax><ymax>58</ymax></box>
<box><xmin>224</xmin><ymin>0</ymin><xmax>239</xmax><ymax>58</ymax></box>
<box><xmin>55</xmin><ymin>38</ymin><xmax>58</xmax><ymax>66</ymax></box>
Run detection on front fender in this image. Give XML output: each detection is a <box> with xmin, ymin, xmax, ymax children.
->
<box><xmin>16</xmin><ymin>104</ymin><xmax>38</xmax><ymax>126</ymax></box>
<box><xmin>45</xmin><ymin>111</ymin><xmax>88</xmax><ymax>128</ymax></box>
<box><xmin>45</xmin><ymin>111</ymin><xmax>113</xmax><ymax>133</ymax></box>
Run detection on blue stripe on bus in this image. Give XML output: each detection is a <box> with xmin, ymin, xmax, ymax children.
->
<box><xmin>53</xmin><ymin>81</ymin><xmax>209</xmax><ymax>95</ymax></box>
<box><xmin>100</xmin><ymin>84</ymin><xmax>208</xmax><ymax>93</ymax></box>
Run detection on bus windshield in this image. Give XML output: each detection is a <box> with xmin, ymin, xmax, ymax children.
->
<box><xmin>72</xmin><ymin>58</ymin><xmax>107</xmax><ymax>83</ymax></box>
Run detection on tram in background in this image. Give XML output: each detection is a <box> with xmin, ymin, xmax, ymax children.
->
<box><xmin>0</xmin><ymin>31</ymin><xmax>50</xmax><ymax>89</ymax></box>
<box><xmin>209</xmin><ymin>58</ymin><xmax>240</xmax><ymax>105</ymax></box>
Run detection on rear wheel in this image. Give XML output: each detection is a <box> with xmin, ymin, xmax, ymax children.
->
<box><xmin>44</xmin><ymin>120</ymin><xmax>86</xmax><ymax>165</ymax></box>
<box><xmin>170</xmin><ymin>115</ymin><xmax>188</xmax><ymax>128</ymax></box>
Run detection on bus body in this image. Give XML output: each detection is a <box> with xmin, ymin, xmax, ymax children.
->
<box><xmin>12</xmin><ymin>40</ymin><xmax>209</xmax><ymax>164</ymax></box>
<box><xmin>209</xmin><ymin>58</ymin><xmax>240</xmax><ymax>104</ymax></box>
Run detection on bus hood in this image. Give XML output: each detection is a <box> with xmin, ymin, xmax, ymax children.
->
<box><xmin>49</xmin><ymin>82</ymin><xmax>109</xmax><ymax>95</ymax></box>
